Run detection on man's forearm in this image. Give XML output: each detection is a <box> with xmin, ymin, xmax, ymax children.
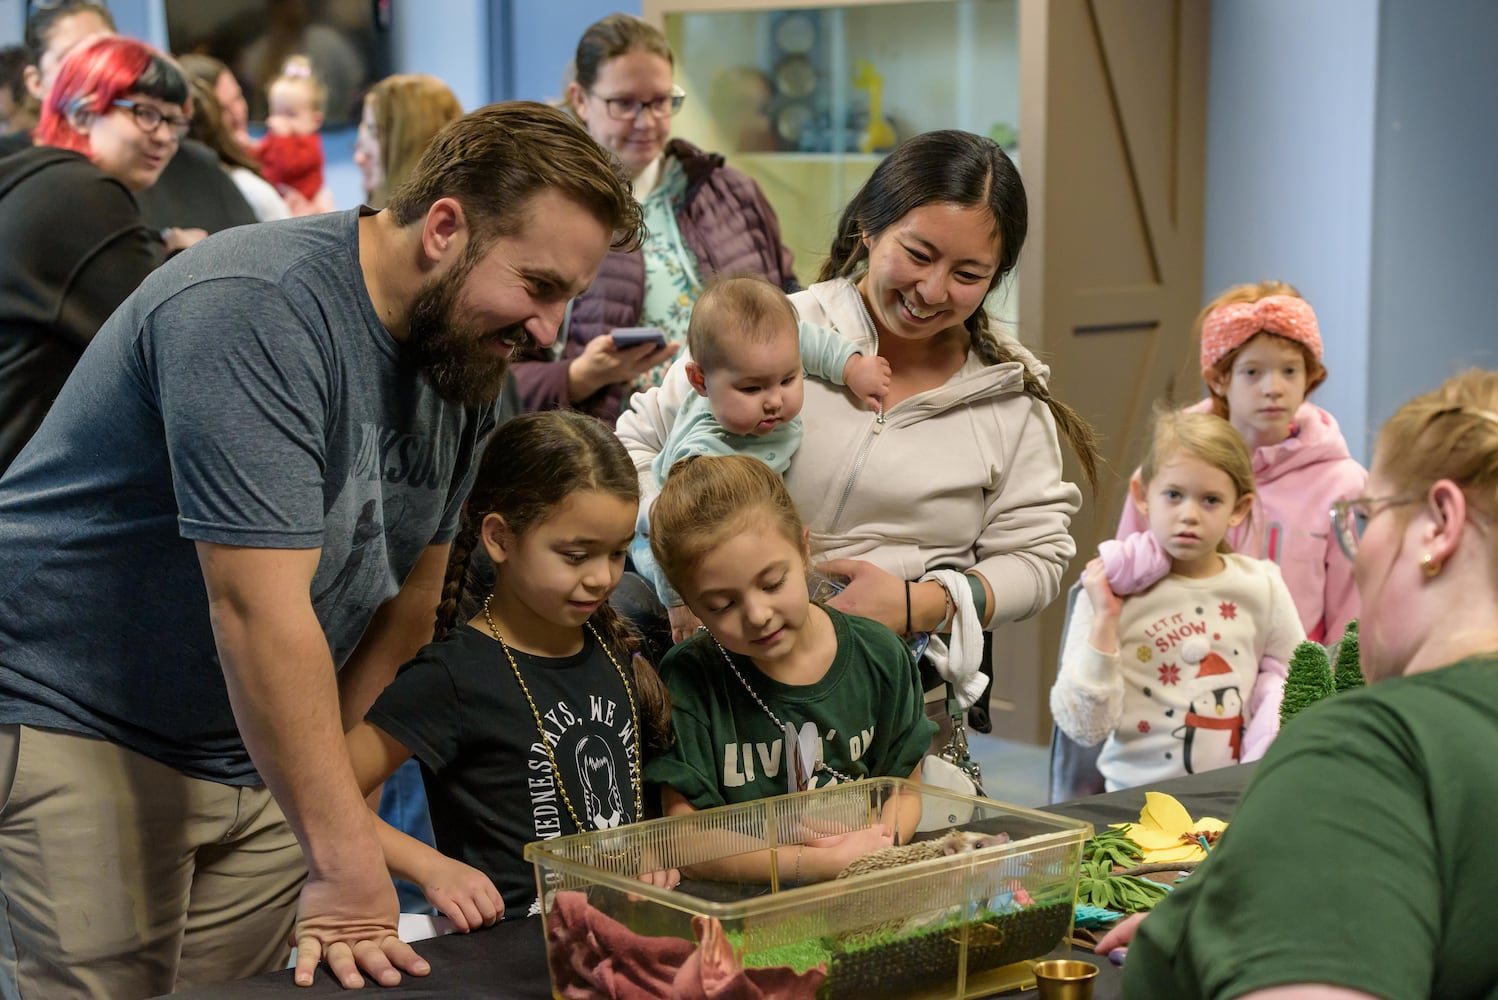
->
<box><xmin>212</xmin><ymin>599</ymin><xmax>385</xmax><ymax>876</ymax></box>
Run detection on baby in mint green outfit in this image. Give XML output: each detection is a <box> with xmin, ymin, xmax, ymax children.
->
<box><xmin>632</xmin><ymin>274</ymin><xmax>889</xmax><ymax>605</ymax></box>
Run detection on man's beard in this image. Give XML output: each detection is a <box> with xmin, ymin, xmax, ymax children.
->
<box><xmin>402</xmin><ymin>259</ymin><xmax>529</xmax><ymax>407</ymax></box>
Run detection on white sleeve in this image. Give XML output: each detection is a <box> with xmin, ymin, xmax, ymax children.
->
<box><xmin>969</xmin><ymin>395</ymin><xmax>1083</xmax><ymax>625</ymax></box>
<box><xmin>1048</xmin><ymin>596</ymin><xmax>1125</xmax><ymax>747</ymax></box>
<box><xmin>614</xmin><ymin>355</ymin><xmax>693</xmax><ymax>508</ymax></box>
<box><xmin>1262</xmin><ymin>563</ymin><xmax>1309</xmax><ymax>661</ymax></box>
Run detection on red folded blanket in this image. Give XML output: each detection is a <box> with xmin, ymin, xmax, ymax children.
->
<box><xmin>546</xmin><ymin>890</ymin><xmax>826</xmax><ymax>999</ymax></box>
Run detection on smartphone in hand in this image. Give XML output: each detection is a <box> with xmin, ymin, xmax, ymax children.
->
<box><xmin>610</xmin><ymin>326</ymin><xmax>668</xmax><ymax>350</ymax></box>
<box><xmin>808</xmin><ymin>572</ymin><xmax>849</xmax><ymax>605</ymax></box>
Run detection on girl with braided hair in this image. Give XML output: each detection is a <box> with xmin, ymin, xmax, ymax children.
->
<box><xmin>345</xmin><ymin>410</ymin><xmax>673</xmax><ymax>926</ymax></box>
<box><xmin>618</xmin><ymin>129</ymin><xmax>1099</xmax><ymax>736</ymax></box>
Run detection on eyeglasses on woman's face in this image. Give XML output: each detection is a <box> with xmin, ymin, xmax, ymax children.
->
<box><xmin>1330</xmin><ymin>495</ymin><xmax>1422</xmax><ymax>561</ymax></box>
<box><xmin>590</xmin><ymin>85</ymin><xmax>686</xmax><ymax>121</ymax></box>
<box><xmin>111</xmin><ymin>99</ymin><xmax>190</xmax><ymax>139</ymax></box>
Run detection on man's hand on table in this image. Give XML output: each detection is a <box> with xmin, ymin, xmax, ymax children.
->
<box><xmin>293</xmin><ymin>863</ymin><xmax>431</xmax><ymax>988</ymax></box>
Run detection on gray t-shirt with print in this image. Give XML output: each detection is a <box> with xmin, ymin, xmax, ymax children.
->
<box><xmin>0</xmin><ymin>209</ymin><xmax>494</xmax><ymax>784</ymax></box>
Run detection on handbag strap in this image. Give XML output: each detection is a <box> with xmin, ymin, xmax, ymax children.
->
<box><xmin>939</xmin><ymin>683</ymin><xmax>983</xmax><ymax>791</ymax></box>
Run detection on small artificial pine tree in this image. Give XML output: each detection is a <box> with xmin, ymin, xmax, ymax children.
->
<box><xmin>1281</xmin><ymin>640</ymin><xmax>1334</xmax><ymax>725</ymax></box>
<box><xmin>1333</xmin><ymin>619</ymin><xmax>1366</xmax><ymax>692</ymax></box>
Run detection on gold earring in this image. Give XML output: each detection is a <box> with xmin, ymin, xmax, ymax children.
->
<box><xmin>1420</xmin><ymin>553</ymin><xmax>1442</xmax><ymax>578</ymax></box>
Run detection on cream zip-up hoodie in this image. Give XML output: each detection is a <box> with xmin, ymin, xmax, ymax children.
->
<box><xmin>616</xmin><ymin>278</ymin><xmax>1081</xmax><ymax>632</ymax></box>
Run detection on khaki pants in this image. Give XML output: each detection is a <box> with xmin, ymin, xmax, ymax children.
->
<box><xmin>0</xmin><ymin>725</ymin><xmax>307</xmax><ymax>999</ymax></box>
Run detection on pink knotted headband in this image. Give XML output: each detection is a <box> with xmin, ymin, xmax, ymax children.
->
<box><xmin>1200</xmin><ymin>294</ymin><xmax>1322</xmax><ymax>376</ymax></box>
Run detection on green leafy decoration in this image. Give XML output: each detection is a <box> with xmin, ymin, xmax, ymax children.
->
<box><xmin>1076</xmin><ymin>828</ymin><xmax>1168</xmax><ymax>913</ymax></box>
<box><xmin>1084</xmin><ymin>827</ymin><xmax>1143</xmax><ymax>870</ymax></box>
<box><xmin>1281</xmin><ymin>640</ymin><xmax>1334</xmax><ymax>725</ymax></box>
<box><xmin>1333</xmin><ymin>619</ymin><xmax>1366</xmax><ymax>692</ymax></box>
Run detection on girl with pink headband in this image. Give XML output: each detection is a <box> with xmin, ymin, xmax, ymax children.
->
<box><xmin>1116</xmin><ymin>280</ymin><xmax>1367</xmax><ymax>645</ymax></box>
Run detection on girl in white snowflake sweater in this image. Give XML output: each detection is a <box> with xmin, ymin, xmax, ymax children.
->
<box><xmin>1051</xmin><ymin>410</ymin><xmax>1305</xmax><ymax>791</ymax></box>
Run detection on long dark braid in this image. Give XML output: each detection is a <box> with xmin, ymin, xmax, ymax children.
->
<box><xmin>820</xmin><ymin>130</ymin><xmax>1101</xmax><ymax>496</ymax></box>
<box><xmin>1004</xmin><ymin>353</ymin><xmax>1100</xmax><ymax>497</ymax></box>
<box><xmin>433</xmin><ymin>515</ymin><xmax>479</xmax><ymax>642</ymax></box>
<box><xmin>591</xmin><ymin>600</ymin><xmax>673</xmax><ymax>755</ymax></box>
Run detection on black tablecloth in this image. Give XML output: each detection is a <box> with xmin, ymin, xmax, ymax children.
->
<box><xmin>164</xmin><ymin>764</ymin><xmax>1257</xmax><ymax>999</ymax></box>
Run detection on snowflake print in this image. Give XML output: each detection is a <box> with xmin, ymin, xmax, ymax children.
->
<box><xmin>1219</xmin><ymin>601</ymin><xmax>1238</xmax><ymax>620</ymax></box>
<box><xmin>1135</xmin><ymin>645</ymin><xmax>1153</xmax><ymax>663</ymax></box>
<box><xmin>1157</xmin><ymin>663</ymin><xmax>1181</xmax><ymax>686</ymax></box>
<box><xmin>1137</xmin><ymin>720</ymin><xmax>1151</xmax><ymax>733</ymax></box>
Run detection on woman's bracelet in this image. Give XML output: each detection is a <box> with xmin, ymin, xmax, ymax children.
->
<box><xmin>903</xmin><ymin>580</ymin><xmax>912</xmax><ymax>637</ymax></box>
<box><xmin>794</xmin><ymin>845</ymin><xmax>803</xmax><ymax>884</ymax></box>
<box><xmin>964</xmin><ymin>572</ymin><xmax>988</xmax><ymax>626</ymax></box>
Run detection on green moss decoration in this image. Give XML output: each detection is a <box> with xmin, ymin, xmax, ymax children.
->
<box><xmin>733</xmin><ymin>901</ymin><xmax>1073</xmax><ymax>999</ymax></box>
<box><xmin>735</xmin><ymin>934</ymin><xmax>830</xmax><ymax>974</ymax></box>
<box><xmin>822</xmin><ymin>902</ymin><xmax>1071</xmax><ymax>1000</ymax></box>
<box><xmin>1333</xmin><ymin>619</ymin><xmax>1366</xmax><ymax>692</ymax></box>
<box><xmin>1281</xmin><ymin>640</ymin><xmax>1334</xmax><ymax>725</ymax></box>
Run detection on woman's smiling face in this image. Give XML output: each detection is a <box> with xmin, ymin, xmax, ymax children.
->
<box><xmin>856</xmin><ymin>201</ymin><xmax>1000</xmax><ymax>344</ymax></box>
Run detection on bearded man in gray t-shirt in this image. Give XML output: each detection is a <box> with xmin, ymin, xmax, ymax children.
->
<box><xmin>0</xmin><ymin>101</ymin><xmax>642</xmax><ymax>998</ymax></box>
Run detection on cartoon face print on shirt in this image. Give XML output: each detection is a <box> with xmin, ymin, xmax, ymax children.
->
<box><xmin>575</xmin><ymin>733</ymin><xmax>625</xmax><ymax>829</ymax></box>
<box><xmin>525</xmin><ymin>690</ymin><xmax>637</xmax><ymax>840</ymax></box>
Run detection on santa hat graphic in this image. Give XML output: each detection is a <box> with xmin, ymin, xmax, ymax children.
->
<box><xmin>1181</xmin><ymin>637</ymin><xmax>1233</xmax><ymax>681</ymax></box>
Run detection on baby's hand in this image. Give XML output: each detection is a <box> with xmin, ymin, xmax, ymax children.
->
<box><xmin>416</xmin><ymin>856</ymin><xmax>504</xmax><ymax>932</ymax></box>
<box><xmin>843</xmin><ymin>353</ymin><xmax>892</xmax><ymax>410</ymax></box>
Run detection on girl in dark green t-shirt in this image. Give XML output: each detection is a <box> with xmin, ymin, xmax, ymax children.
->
<box><xmin>643</xmin><ymin>454</ymin><xmax>937</xmax><ymax>883</ymax></box>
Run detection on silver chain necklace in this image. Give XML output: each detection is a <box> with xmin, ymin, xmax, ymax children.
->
<box><xmin>710</xmin><ymin>636</ymin><xmax>855</xmax><ymax>787</ymax></box>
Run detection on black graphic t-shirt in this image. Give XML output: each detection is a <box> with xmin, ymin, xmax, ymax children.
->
<box><xmin>366</xmin><ymin>624</ymin><xmax>640</xmax><ymax>918</ymax></box>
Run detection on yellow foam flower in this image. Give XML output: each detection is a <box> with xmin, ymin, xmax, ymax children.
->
<box><xmin>1110</xmin><ymin>791</ymin><xmax>1228</xmax><ymax>864</ymax></box>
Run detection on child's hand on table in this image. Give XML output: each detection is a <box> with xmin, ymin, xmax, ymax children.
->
<box><xmin>414</xmin><ymin>856</ymin><xmax>504</xmax><ymax>932</ymax></box>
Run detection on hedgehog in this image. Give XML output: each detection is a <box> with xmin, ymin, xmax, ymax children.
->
<box><xmin>836</xmin><ymin>829</ymin><xmax>1011</xmax><ymax>880</ymax></box>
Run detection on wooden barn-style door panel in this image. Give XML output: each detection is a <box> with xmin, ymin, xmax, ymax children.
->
<box><xmin>991</xmin><ymin>0</ymin><xmax>1210</xmax><ymax>747</ymax></box>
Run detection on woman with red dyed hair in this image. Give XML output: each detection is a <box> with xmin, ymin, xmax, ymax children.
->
<box><xmin>0</xmin><ymin>34</ymin><xmax>198</xmax><ymax>473</ymax></box>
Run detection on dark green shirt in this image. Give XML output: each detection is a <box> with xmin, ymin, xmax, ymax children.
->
<box><xmin>644</xmin><ymin>607</ymin><xmax>936</xmax><ymax>808</ymax></box>
<box><xmin>1126</xmin><ymin>655</ymin><xmax>1498</xmax><ymax>999</ymax></box>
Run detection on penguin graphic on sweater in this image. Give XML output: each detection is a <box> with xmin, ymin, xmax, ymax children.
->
<box><xmin>1174</xmin><ymin>637</ymin><xmax>1244</xmax><ymax>774</ymax></box>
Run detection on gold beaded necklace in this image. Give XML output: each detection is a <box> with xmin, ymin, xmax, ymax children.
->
<box><xmin>482</xmin><ymin>594</ymin><xmax>642</xmax><ymax>832</ymax></box>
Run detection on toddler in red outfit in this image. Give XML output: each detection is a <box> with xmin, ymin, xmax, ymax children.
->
<box><xmin>256</xmin><ymin>56</ymin><xmax>334</xmax><ymax>214</ymax></box>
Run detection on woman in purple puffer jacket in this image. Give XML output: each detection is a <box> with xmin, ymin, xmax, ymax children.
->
<box><xmin>510</xmin><ymin>13</ymin><xmax>796</xmax><ymax>426</ymax></box>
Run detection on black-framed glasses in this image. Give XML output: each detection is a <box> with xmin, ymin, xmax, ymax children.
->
<box><xmin>591</xmin><ymin>85</ymin><xmax>686</xmax><ymax>121</ymax></box>
<box><xmin>111</xmin><ymin>100</ymin><xmax>190</xmax><ymax>139</ymax></box>
<box><xmin>1330</xmin><ymin>495</ymin><xmax>1422</xmax><ymax>561</ymax></box>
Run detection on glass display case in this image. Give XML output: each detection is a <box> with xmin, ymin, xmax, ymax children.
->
<box><xmin>647</xmin><ymin>0</ymin><xmax>1019</xmax><ymax>305</ymax></box>
<box><xmin>528</xmin><ymin>777</ymin><xmax>1089</xmax><ymax>999</ymax></box>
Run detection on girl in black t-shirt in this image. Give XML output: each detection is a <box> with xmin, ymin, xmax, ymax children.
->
<box><xmin>346</xmin><ymin>411</ymin><xmax>673</xmax><ymax>926</ymax></box>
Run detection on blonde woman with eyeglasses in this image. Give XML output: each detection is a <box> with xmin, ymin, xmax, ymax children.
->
<box><xmin>0</xmin><ymin>34</ymin><xmax>199</xmax><ymax>474</ymax></box>
<box><xmin>1099</xmin><ymin>368</ymin><xmax>1498</xmax><ymax>999</ymax></box>
<box><xmin>510</xmin><ymin>13</ymin><xmax>797</xmax><ymax>426</ymax></box>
